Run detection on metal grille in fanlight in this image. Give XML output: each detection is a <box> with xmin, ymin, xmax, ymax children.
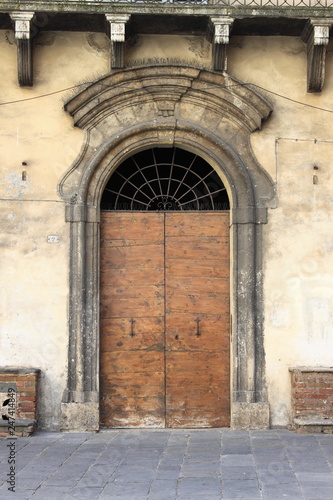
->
<box><xmin>101</xmin><ymin>148</ymin><xmax>229</xmax><ymax>211</ymax></box>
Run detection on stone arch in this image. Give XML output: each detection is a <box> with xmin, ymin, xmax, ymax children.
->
<box><xmin>59</xmin><ymin>65</ymin><xmax>275</xmax><ymax>431</ymax></box>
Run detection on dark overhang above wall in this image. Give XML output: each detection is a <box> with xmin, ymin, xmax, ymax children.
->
<box><xmin>0</xmin><ymin>0</ymin><xmax>332</xmax><ymax>36</ymax></box>
<box><xmin>129</xmin><ymin>15</ymin><xmax>308</xmax><ymax>36</ymax></box>
<box><xmin>0</xmin><ymin>12</ymin><xmax>310</xmax><ymax>37</ymax></box>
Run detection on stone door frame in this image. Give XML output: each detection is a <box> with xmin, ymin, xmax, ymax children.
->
<box><xmin>59</xmin><ymin>66</ymin><xmax>275</xmax><ymax>431</ymax></box>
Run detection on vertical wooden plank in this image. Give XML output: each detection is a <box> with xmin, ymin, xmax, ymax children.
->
<box><xmin>165</xmin><ymin>212</ymin><xmax>230</xmax><ymax>428</ymax></box>
<box><xmin>100</xmin><ymin>213</ymin><xmax>166</xmax><ymax>428</ymax></box>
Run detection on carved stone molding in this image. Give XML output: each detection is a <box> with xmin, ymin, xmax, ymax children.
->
<box><xmin>105</xmin><ymin>14</ymin><xmax>130</xmax><ymax>69</ymax></box>
<box><xmin>10</xmin><ymin>12</ymin><xmax>35</xmax><ymax>87</ymax></box>
<box><xmin>59</xmin><ymin>66</ymin><xmax>275</xmax><ymax>431</ymax></box>
<box><xmin>209</xmin><ymin>16</ymin><xmax>234</xmax><ymax>71</ymax></box>
<box><xmin>302</xmin><ymin>18</ymin><xmax>333</xmax><ymax>93</ymax></box>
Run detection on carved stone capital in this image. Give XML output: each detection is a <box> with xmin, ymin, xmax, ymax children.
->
<box><xmin>105</xmin><ymin>14</ymin><xmax>130</xmax><ymax>69</ymax></box>
<box><xmin>209</xmin><ymin>16</ymin><xmax>234</xmax><ymax>71</ymax></box>
<box><xmin>10</xmin><ymin>12</ymin><xmax>35</xmax><ymax>39</ymax></box>
<box><xmin>302</xmin><ymin>18</ymin><xmax>333</xmax><ymax>93</ymax></box>
<box><xmin>210</xmin><ymin>16</ymin><xmax>233</xmax><ymax>44</ymax></box>
<box><xmin>10</xmin><ymin>12</ymin><xmax>35</xmax><ymax>86</ymax></box>
<box><xmin>106</xmin><ymin>14</ymin><xmax>130</xmax><ymax>43</ymax></box>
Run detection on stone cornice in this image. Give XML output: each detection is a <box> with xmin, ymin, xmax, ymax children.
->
<box><xmin>1</xmin><ymin>2</ymin><xmax>333</xmax><ymax>19</ymax></box>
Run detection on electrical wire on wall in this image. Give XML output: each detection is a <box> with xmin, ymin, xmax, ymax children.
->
<box><xmin>1</xmin><ymin>81</ymin><xmax>333</xmax><ymax>114</ymax></box>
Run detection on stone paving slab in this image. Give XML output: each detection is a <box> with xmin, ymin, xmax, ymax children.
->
<box><xmin>0</xmin><ymin>429</ymin><xmax>332</xmax><ymax>499</ymax></box>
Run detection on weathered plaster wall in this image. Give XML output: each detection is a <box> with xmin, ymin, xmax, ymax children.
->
<box><xmin>0</xmin><ymin>31</ymin><xmax>109</xmax><ymax>429</ymax></box>
<box><xmin>126</xmin><ymin>34</ymin><xmax>212</xmax><ymax>67</ymax></box>
<box><xmin>0</xmin><ymin>31</ymin><xmax>332</xmax><ymax>429</ymax></box>
<box><xmin>228</xmin><ymin>36</ymin><xmax>333</xmax><ymax>426</ymax></box>
<box><xmin>264</xmin><ymin>139</ymin><xmax>333</xmax><ymax>426</ymax></box>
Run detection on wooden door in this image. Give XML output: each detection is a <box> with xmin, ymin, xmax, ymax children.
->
<box><xmin>100</xmin><ymin>212</ymin><xmax>230</xmax><ymax>428</ymax></box>
<box><xmin>165</xmin><ymin>213</ymin><xmax>230</xmax><ymax>427</ymax></box>
<box><xmin>100</xmin><ymin>213</ymin><xmax>165</xmax><ymax>427</ymax></box>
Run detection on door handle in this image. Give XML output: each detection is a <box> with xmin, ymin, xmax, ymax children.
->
<box><xmin>129</xmin><ymin>319</ymin><xmax>135</xmax><ymax>337</ymax></box>
<box><xmin>195</xmin><ymin>317</ymin><xmax>201</xmax><ymax>337</ymax></box>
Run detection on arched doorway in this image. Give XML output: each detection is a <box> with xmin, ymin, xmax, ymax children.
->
<box><xmin>99</xmin><ymin>147</ymin><xmax>230</xmax><ymax>428</ymax></box>
<box><xmin>59</xmin><ymin>66</ymin><xmax>275</xmax><ymax>431</ymax></box>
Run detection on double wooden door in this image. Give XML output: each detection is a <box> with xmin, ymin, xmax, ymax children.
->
<box><xmin>100</xmin><ymin>212</ymin><xmax>230</xmax><ymax>428</ymax></box>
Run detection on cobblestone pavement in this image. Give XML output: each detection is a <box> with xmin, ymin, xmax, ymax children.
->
<box><xmin>0</xmin><ymin>429</ymin><xmax>333</xmax><ymax>500</ymax></box>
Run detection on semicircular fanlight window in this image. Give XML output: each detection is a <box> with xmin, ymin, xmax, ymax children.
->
<box><xmin>101</xmin><ymin>147</ymin><xmax>229</xmax><ymax>211</ymax></box>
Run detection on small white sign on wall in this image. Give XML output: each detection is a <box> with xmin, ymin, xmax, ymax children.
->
<box><xmin>47</xmin><ymin>235</ymin><xmax>60</xmax><ymax>243</ymax></box>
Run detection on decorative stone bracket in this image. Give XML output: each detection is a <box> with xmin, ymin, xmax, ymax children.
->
<box><xmin>10</xmin><ymin>12</ymin><xmax>35</xmax><ymax>87</ymax></box>
<box><xmin>105</xmin><ymin>14</ymin><xmax>130</xmax><ymax>69</ymax></box>
<box><xmin>302</xmin><ymin>18</ymin><xmax>333</xmax><ymax>93</ymax></box>
<box><xmin>209</xmin><ymin>16</ymin><xmax>234</xmax><ymax>71</ymax></box>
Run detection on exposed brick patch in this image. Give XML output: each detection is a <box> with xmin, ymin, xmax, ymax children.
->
<box><xmin>0</xmin><ymin>369</ymin><xmax>40</xmax><ymax>436</ymax></box>
<box><xmin>290</xmin><ymin>367</ymin><xmax>333</xmax><ymax>433</ymax></box>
